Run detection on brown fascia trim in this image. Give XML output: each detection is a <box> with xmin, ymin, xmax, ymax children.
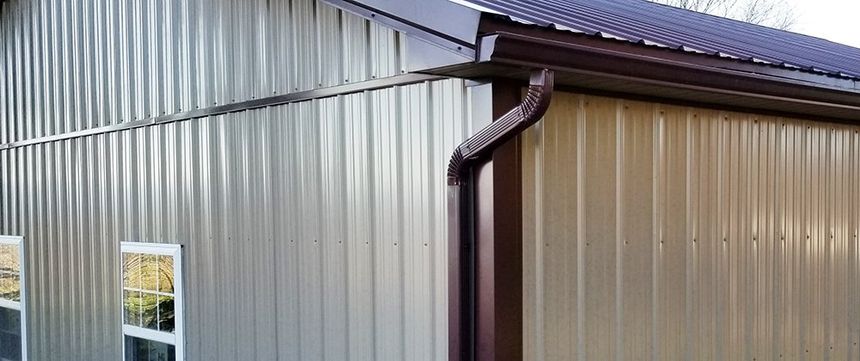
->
<box><xmin>474</xmin><ymin>27</ymin><xmax>860</xmax><ymax>121</ymax></box>
<box><xmin>479</xmin><ymin>16</ymin><xmax>860</xmax><ymax>92</ymax></box>
<box><xmin>447</xmin><ymin>69</ymin><xmax>553</xmax><ymax>361</ymax></box>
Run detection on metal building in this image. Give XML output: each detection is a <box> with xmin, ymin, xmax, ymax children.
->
<box><xmin>1</xmin><ymin>0</ymin><xmax>860</xmax><ymax>360</ymax></box>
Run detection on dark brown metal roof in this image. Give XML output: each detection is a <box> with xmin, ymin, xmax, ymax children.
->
<box><xmin>462</xmin><ymin>0</ymin><xmax>860</xmax><ymax>80</ymax></box>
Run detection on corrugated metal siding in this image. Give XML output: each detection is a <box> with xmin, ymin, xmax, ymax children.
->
<box><xmin>0</xmin><ymin>0</ymin><xmax>406</xmax><ymax>144</ymax></box>
<box><xmin>0</xmin><ymin>78</ymin><xmax>472</xmax><ymax>361</ymax></box>
<box><xmin>522</xmin><ymin>91</ymin><xmax>860</xmax><ymax>360</ymax></box>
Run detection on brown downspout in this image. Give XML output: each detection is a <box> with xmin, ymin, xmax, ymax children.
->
<box><xmin>448</xmin><ymin>69</ymin><xmax>554</xmax><ymax>361</ymax></box>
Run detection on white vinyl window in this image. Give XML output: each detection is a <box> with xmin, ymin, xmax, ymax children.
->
<box><xmin>0</xmin><ymin>235</ymin><xmax>26</xmax><ymax>361</ymax></box>
<box><xmin>120</xmin><ymin>242</ymin><xmax>184</xmax><ymax>361</ymax></box>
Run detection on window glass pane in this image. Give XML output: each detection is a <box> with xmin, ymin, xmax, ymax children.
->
<box><xmin>123</xmin><ymin>253</ymin><xmax>141</xmax><ymax>289</ymax></box>
<box><xmin>124</xmin><ymin>290</ymin><xmax>142</xmax><ymax>326</ymax></box>
<box><xmin>0</xmin><ymin>244</ymin><xmax>20</xmax><ymax>303</ymax></box>
<box><xmin>157</xmin><ymin>256</ymin><xmax>174</xmax><ymax>294</ymax></box>
<box><xmin>140</xmin><ymin>254</ymin><xmax>158</xmax><ymax>292</ymax></box>
<box><xmin>121</xmin><ymin>244</ymin><xmax>182</xmax><ymax>360</ymax></box>
<box><xmin>157</xmin><ymin>295</ymin><xmax>175</xmax><ymax>332</ymax></box>
<box><xmin>0</xmin><ymin>272</ymin><xmax>20</xmax><ymax>302</ymax></box>
<box><xmin>124</xmin><ymin>335</ymin><xmax>175</xmax><ymax>361</ymax></box>
<box><xmin>0</xmin><ymin>307</ymin><xmax>22</xmax><ymax>361</ymax></box>
<box><xmin>0</xmin><ymin>244</ymin><xmax>19</xmax><ymax>272</ymax></box>
<box><xmin>141</xmin><ymin>292</ymin><xmax>159</xmax><ymax>330</ymax></box>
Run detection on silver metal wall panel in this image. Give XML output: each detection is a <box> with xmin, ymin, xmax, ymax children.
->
<box><xmin>0</xmin><ymin>0</ymin><xmax>408</xmax><ymax>144</ymax></box>
<box><xmin>0</xmin><ymin>78</ymin><xmax>472</xmax><ymax>361</ymax></box>
<box><xmin>522</xmin><ymin>91</ymin><xmax>860</xmax><ymax>360</ymax></box>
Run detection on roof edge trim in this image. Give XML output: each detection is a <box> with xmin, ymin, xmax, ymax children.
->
<box><xmin>478</xmin><ymin>32</ymin><xmax>860</xmax><ymax>118</ymax></box>
<box><xmin>478</xmin><ymin>15</ymin><xmax>860</xmax><ymax>86</ymax></box>
<box><xmin>322</xmin><ymin>0</ymin><xmax>481</xmax><ymax>55</ymax></box>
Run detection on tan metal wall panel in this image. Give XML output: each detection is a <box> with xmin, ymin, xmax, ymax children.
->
<box><xmin>0</xmin><ymin>0</ymin><xmax>407</xmax><ymax>144</ymax></box>
<box><xmin>523</xmin><ymin>91</ymin><xmax>860</xmax><ymax>360</ymax></box>
<box><xmin>0</xmin><ymin>78</ymin><xmax>472</xmax><ymax>360</ymax></box>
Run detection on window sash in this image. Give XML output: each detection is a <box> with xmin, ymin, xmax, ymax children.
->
<box><xmin>122</xmin><ymin>324</ymin><xmax>176</xmax><ymax>346</ymax></box>
<box><xmin>119</xmin><ymin>242</ymin><xmax>184</xmax><ymax>361</ymax></box>
<box><xmin>0</xmin><ymin>298</ymin><xmax>20</xmax><ymax>311</ymax></box>
<box><xmin>122</xmin><ymin>286</ymin><xmax>174</xmax><ymax>298</ymax></box>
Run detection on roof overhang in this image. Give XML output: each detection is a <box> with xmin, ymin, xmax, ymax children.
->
<box><xmin>321</xmin><ymin>0</ymin><xmax>481</xmax><ymax>72</ymax></box>
<box><xmin>325</xmin><ymin>1</ymin><xmax>860</xmax><ymax>122</ymax></box>
<box><xmin>432</xmin><ymin>16</ymin><xmax>860</xmax><ymax>122</ymax></box>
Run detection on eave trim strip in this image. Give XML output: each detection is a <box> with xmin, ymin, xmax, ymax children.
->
<box><xmin>0</xmin><ymin>73</ymin><xmax>444</xmax><ymax>150</ymax></box>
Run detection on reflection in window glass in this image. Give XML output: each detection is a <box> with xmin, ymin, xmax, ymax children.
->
<box><xmin>122</xmin><ymin>252</ymin><xmax>176</xmax><ymax>332</ymax></box>
<box><xmin>0</xmin><ymin>307</ymin><xmax>22</xmax><ymax>361</ymax></box>
<box><xmin>0</xmin><ymin>244</ymin><xmax>20</xmax><ymax>302</ymax></box>
<box><xmin>0</xmin><ymin>236</ymin><xmax>24</xmax><ymax>361</ymax></box>
<box><xmin>140</xmin><ymin>254</ymin><xmax>158</xmax><ymax>292</ymax></box>
<box><xmin>124</xmin><ymin>336</ymin><xmax>176</xmax><ymax>361</ymax></box>
<box><xmin>157</xmin><ymin>256</ymin><xmax>174</xmax><ymax>294</ymax></box>
<box><xmin>0</xmin><ymin>272</ymin><xmax>20</xmax><ymax>303</ymax></box>
<box><xmin>123</xmin><ymin>253</ymin><xmax>140</xmax><ymax>289</ymax></box>
<box><xmin>120</xmin><ymin>243</ymin><xmax>183</xmax><ymax>361</ymax></box>
<box><xmin>123</xmin><ymin>290</ymin><xmax>142</xmax><ymax>327</ymax></box>
<box><xmin>157</xmin><ymin>295</ymin><xmax>175</xmax><ymax>332</ymax></box>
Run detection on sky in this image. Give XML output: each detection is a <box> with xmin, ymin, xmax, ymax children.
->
<box><xmin>452</xmin><ymin>0</ymin><xmax>860</xmax><ymax>49</ymax></box>
<box><xmin>788</xmin><ymin>0</ymin><xmax>860</xmax><ymax>48</ymax></box>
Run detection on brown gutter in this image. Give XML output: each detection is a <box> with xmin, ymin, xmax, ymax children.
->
<box><xmin>448</xmin><ymin>69</ymin><xmax>554</xmax><ymax>361</ymax></box>
<box><xmin>480</xmin><ymin>32</ymin><xmax>860</xmax><ymax>105</ymax></box>
<box><xmin>472</xmin><ymin>32</ymin><xmax>860</xmax><ymax>121</ymax></box>
<box><xmin>477</xmin><ymin>15</ymin><xmax>860</xmax><ymax>92</ymax></box>
<box><xmin>427</xmin><ymin>29</ymin><xmax>860</xmax><ymax>122</ymax></box>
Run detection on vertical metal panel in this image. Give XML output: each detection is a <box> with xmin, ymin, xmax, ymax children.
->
<box><xmin>0</xmin><ymin>2</ymin><xmax>454</xmax><ymax>358</ymax></box>
<box><xmin>523</xmin><ymin>91</ymin><xmax>860</xmax><ymax>360</ymax></box>
<box><xmin>0</xmin><ymin>0</ymin><xmax>407</xmax><ymax>144</ymax></box>
<box><xmin>0</xmin><ymin>78</ymin><xmax>473</xmax><ymax>360</ymax></box>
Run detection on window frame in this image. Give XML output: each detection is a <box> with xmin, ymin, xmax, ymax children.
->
<box><xmin>119</xmin><ymin>242</ymin><xmax>185</xmax><ymax>361</ymax></box>
<box><xmin>0</xmin><ymin>235</ymin><xmax>26</xmax><ymax>361</ymax></box>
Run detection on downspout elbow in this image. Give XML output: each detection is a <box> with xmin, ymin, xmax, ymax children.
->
<box><xmin>447</xmin><ymin>69</ymin><xmax>554</xmax><ymax>185</ymax></box>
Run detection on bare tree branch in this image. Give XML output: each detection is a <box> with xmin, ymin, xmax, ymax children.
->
<box><xmin>652</xmin><ymin>0</ymin><xmax>797</xmax><ymax>30</ymax></box>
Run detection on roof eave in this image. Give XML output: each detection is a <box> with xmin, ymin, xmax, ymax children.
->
<box><xmin>476</xmin><ymin>16</ymin><xmax>860</xmax><ymax>88</ymax></box>
<box><xmin>433</xmin><ymin>25</ymin><xmax>860</xmax><ymax>122</ymax></box>
<box><xmin>330</xmin><ymin>1</ymin><xmax>860</xmax><ymax>121</ymax></box>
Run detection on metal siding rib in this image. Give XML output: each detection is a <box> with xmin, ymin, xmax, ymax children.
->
<box><xmin>0</xmin><ymin>78</ymin><xmax>468</xmax><ymax>361</ymax></box>
<box><xmin>524</xmin><ymin>91</ymin><xmax>860</xmax><ymax>360</ymax></box>
<box><xmin>0</xmin><ymin>0</ymin><xmax>470</xmax><ymax>360</ymax></box>
<box><xmin>0</xmin><ymin>0</ymin><xmax>407</xmax><ymax>144</ymax></box>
